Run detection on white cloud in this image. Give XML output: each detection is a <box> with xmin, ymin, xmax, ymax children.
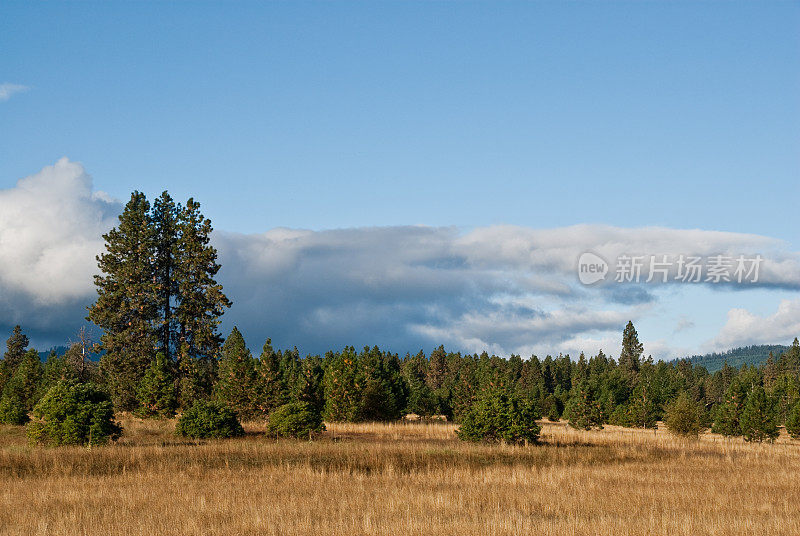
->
<box><xmin>2</xmin><ymin>158</ymin><xmax>799</xmax><ymax>355</ymax></box>
<box><xmin>0</xmin><ymin>158</ymin><xmax>120</xmax><ymax>338</ymax></box>
<box><xmin>0</xmin><ymin>83</ymin><xmax>29</xmax><ymax>102</ymax></box>
<box><xmin>707</xmin><ymin>299</ymin><xmax>800</xmax><ymax>350</ymax></box>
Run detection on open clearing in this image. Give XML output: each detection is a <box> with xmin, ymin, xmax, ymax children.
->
<box><xmin>1</xmin><ymin>419</ymin><xmax>798</xmax><ymax>535</ymax></box>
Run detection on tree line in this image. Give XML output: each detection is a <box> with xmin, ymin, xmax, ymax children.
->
<box><xmin>3</xmin><ymin>319</ymin><xmax>800</xmax><ymax>443</ymax></box>
<box><xmin>1</xmin><ymin>190</ymin><xmax>799</xmax><ymax>444</ymax></box>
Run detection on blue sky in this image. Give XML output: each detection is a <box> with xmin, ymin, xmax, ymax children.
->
<box><xmin>1</xmin><ymin>2</ymin><xmax>799</xmax><ymax>358</ymax></box>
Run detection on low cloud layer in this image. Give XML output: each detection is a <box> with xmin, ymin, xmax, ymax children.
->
<box><xmin>2</xmin><ymin>159</ymin><xmax>799</xmax><ymax>357</ymax></box>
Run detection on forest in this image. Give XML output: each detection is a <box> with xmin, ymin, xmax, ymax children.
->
<box><xmin>1</xmin><ymin>191</ymin><xmax>799</xmax><ymax>446</ymax></box>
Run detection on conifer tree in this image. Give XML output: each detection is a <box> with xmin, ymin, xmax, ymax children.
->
<box><xmin>295</xmin><ymin>355</ymin><xmax>325</xmax><ymax>414</ymax></box>
<box><xmin>88</xmin><ymin>192</ymin><xmax>158</xmax><ymax>410</ymax></box>
<box><xmin>174</xmin><ymin>198</ymin><xmax>231</xmax><ymax>365</ymax></box>
<box><xmin>3</xmin><ymin>325</ymin><xmax>29</xmax><ymax>371</ymax></box>
<box><xmin>565</xmin><ymin>378</ymin><xmax>603</xmax><ymax>430</ymax></box>
<box><xmin>89</xmin><ymin>192</ymin><xmax>231</xmax><ymax>411</ymax></box>
<box><xmin>786</xmin><ymin>401</ymin><xmax>800</xmax><ymax>440</ymax></box>
<box><xmin>664</xmin><ymin>392</ymin><xmax>704</xmax><ymax>438</ymax></box>
<box><xmin>215</xmin><ymin>328</ymin><xmax>259</xmax><ymax>418</ymax></box>
<box><xmin>618</xmin><ymin>321</ymin><xmax>643</xmax><ymax>376</ymax></box>
<box><xmin>427</xmin><ymin>345</ymin><xmax>448</xmax><ymax>390</ymax></box>
<box><xmin>359</xmin><ymin>346</ymin><xmax>405</xmax><ymax>421</ymax></box>
<box><xmin>1</xmin><ymin>326</ymin><xmax>30</xmax><ymax>395</ymax></box>
<box><xmin>711</xmin><ymin>376</ymin><xmax>748</xmax><ymax>437</ymax></box>
<box><xmin>323</xmin><ymin>347</ymin><xmax>362</xmax><ymax>422</ymax></box>
<box><xmin>152</xmin><ymin>192</ymin><xmax>179</xmax><ymax>361</ymax></box>
<box><xmin>0</xmin><ymin>349</ymin><xmax>44</xmax><ymax>420</ymax></box>
<box><xmin>402</xmin><ymin>351</ymin><xmax>437</xmax><ymax>416</ymax></box>
<box><xmin>136</xmin><ymin>352</ymin><xmax>177</xmax><ymax>418</ymax></box>
<box><xmin>456</xmin><ymin>388</ymin><xmax>541</xmax><ymax>444</ymax></box>
<box><xmin>739</xmin><ymin>385</ymin><xmax>779</xmax><ymax>442</ymax></box>
<box><xmin>256</xmin><ymin>338</ymin><xmax>287</xmax><ymax>415</ymax></box>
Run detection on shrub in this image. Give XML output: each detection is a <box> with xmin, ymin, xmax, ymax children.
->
<box><xmin>267</xmin><ymin>401</ymin><xmax>325</xmax><ymax>439</ymax></box>
<box><xmin>664</xmin><ymin>392</ymin><xmax>705</xmax><ymax>438</ymax></box>
<box><xmin>786</xmin><ymin>402</ymin><xmax>800</xmax><ymax>440</ymax></box>
<box><xmin>0</xmin><ymin>393</ymin><xmax>29</xmax><ymax>425</ymax></box>
<box><xmin>456</xmin><ymin>389</ymin><xmax>540</xmax><ymax>445</ymax></box>
<box><xmin>26</xmin><ymin>381</ymin><xmax>121</xmax><ymax>446</ymax></box>
<box><xmin>740</xmin><ymin>385</ymin><xmax>779</xmax><ymax>443</ymax></box>
<box><xmin>175</xmin><ymin>400</ymin><xmax>244</xmax><ymax>439</ymax></box>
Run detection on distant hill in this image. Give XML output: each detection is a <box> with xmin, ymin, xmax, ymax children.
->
<box><xmin>682</xmin><ymin>344</ymin><xmax>790</xmax><ymax>373</ymax></box>
<box><xmin>37</xmin><ymin>345</ymin><xmax>70</xmax><ymax>361</ymax></box>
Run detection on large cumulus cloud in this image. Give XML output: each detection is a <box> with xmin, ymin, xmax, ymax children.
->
<box><xmin>0</xmin><ymin>158</ymin><xmax>120</xmax><ymax>343</ymax></box>
<box><xmin>2</xmin><ymin>159</ymin><xmax>799</xmax><ymax>356</ymax></box>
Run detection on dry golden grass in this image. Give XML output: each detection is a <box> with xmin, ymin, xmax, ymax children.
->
<box><xmin>1</xmin><ymin>417</ymin><xmax>799</xmax><ymax>535</ymax></box>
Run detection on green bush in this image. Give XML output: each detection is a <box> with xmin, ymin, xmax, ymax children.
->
<box><xmin>0</xmin><ymin>393</ymin><xmax>29</xmax><ymax>425</ymax></box>
<box><xmin>664</xmin><ymin>392</ymin><xmax>705</xmax><ymax>438</ymax></box>
<box><xmin>267</xmin><ymin>401</ymin><xmax>325</xmax><ymax>439</ymax></box>
<box><xmin>175</xmin><ymin>400</ymin><xmax>244</xmax><ymax>439</ymax></box>
<box><xmin>456</xmin><ymin>389</ymin><xmax>540</xmax><ymax>445</ymax></box>
<box><xmin>26</xmin><ymin>381</ymin><xmax>121</xmax><ymax>446</ymax></box>
<box><xmin>786</xmin><ymin>402</ymin><xmax>800</xmax><ymax>440</ymax></box>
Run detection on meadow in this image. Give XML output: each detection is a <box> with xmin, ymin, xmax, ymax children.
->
<box><xmin>1</xmin><ymin>418</ymin><xmax>798</xmax><ymax>536</ymax></box>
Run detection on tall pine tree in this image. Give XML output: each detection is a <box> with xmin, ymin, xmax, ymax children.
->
<box><xmin>88</xmin><ymin>192</ymin><xmax>157</xmax><ymax>410</ymax></box>
<box><xmin>175</xmin><ymin>198</ymin><xmax>231</xmax><ymax>406</ymax></box>
<box><xmin>619</xmin><ymin>321</ymin><xmax>643</xmax><ymax>376</ymax></box>
<box><xmin>88</xmin><ymin>191</ymin><xmax>230</xmax><ymax>411</ymax></box>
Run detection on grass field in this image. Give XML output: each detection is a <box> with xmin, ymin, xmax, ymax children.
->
<box><xmin>1</xmin><ymin>418</ymin><xmax>799</xmax><ymax>535</ymax></box>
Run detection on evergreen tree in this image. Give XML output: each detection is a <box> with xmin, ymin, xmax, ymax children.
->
<box><xmin>175</xmin><ymin>400</ymin><xmax>244</xmax><ymax>439</ymax></box>
<box><xmin>40</xmin><ymin>342</ymin><xmax>100</xmax><ymax>392</ymax></box>
<box><xmin>215</xmin><ymin>328</ymin><xmax>259</xmax><ymax>419</ymax></box>
<box><xmin>664</xmin><ymin>392</ymin><xmax>704</xmax><ymax>438</ymax></box>
<box><xmin>359</xmin><ymin>346</ymin><xmax>404</xmax><ymax>421</ymax></box>
<box><xmin>323</xmin><ymin>347</ymin><xmax>361</xmax><ymax>422</ymax></box>
<box><xmin>612</xmin><ymin>368</ymin><xmax>659</xmax><ymax>429</ymax></box>
<box><xmin>1</xmin><ymin>326</ymin><xmax>30</xmax><ymax>395</ymax></box>
<box><xmin>295</xmin><ymin>355</ymin><xmax>325</xmax><ymax>414</ymax></box>
<box><xmin>3</xmin><ymin>325</ymin><xmax>29</xmax><ymax>371</ymax></box>
<box><xmin>88</xmin><ymin>192</ymin><xmax>158</xmax><ymax>410</ymax></box>
<box><xmin>564</xmin><ymin>378</ymin><xmax>603</xmax><ymax>430</ymax></box>
<box><xmin>89</xmin><ymin>191</ymin><xmax>231</xmax><ymax>411</ymax></box>
<box><xmin>27</xmin><ymin>380</ymin><xmax>121</xmax><ymax>446</ymax></box>
<box><xmin>267</xmin><ymin>401</ymin><xmax>325</xmax><ymax>439</ymax></box>
<box><xmin>786</xmin><ymin>401</ymin><xmax>800</xmax><ymax>440</ymax></box>
<box><xmin>256</xmin><ymin>338</ymin><xmax>288</xmax><ymax>415</ymax></box>
<box><xmin>427</xmin><ymin>345</ymin><xmax>448</xmax><ymax>391</ymax></box>
<box><xmin>152</xmin><ymin>191</ymin><xmax>179</xmax><ymax>361</ymax></box>
<box><xmin>177</xmin><ymin>348</ymin><xmax>216</xmax><ymax>409</ymax></box>
<box><xmin>711</xmin><ymin>376</ymin><xmax>749</xmax><ymax>437</ymax></box>
<box><xmin>136</xmin><ymin>352</ymin><xmax>177</xmax><ymax>418</ymax></box>
<box><xmin>618</xmin><ymin>321</ymin><xmax>643</xmax><ymax>376</ymax></box>
<box><xmin>402</xmin><ymin>351</ymin><xmax>437</xmax><ymax>416</ymax></box>
<box><xmin>779</xmin><ymin>338</ymin><xmax>800</xmax><ymax>374</ymax></box>
<box><xmin>456</xmin><ymin>388</ymin><xmax>541</xmax><ymax>444</ymax></box>
<box><xmin>739</xmin><ymin>385</ymin><xmax>779</xmax><ymax>442</ymax></box>
<box><xmin>174</xmin><ymin>198</ymin><xmax>231</xmax><ymax>375</ymax></box>
<box><xmin>1</xmin><ymin>349</ymin><xmax>44</xmax><ymax>417</ymax></box>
